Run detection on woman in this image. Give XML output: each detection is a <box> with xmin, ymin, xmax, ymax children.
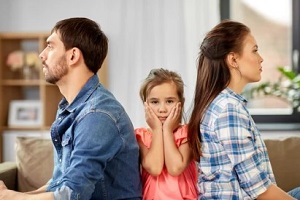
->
<box><xmin>188</xmin><ymin>20</ymin><xmax>300</xmax><ymax>199</ymax></box>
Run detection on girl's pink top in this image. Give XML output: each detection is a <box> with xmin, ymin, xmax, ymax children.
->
<box><xmin>135</xmin><ymin>125</ymin><xmax>198</xmax><ymax>200</ymax></box>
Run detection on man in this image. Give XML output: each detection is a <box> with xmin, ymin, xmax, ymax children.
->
<box><xmin>0</xmin><ymin>17</ymin><xmax>142</xmax><ymax>200</ymax></box>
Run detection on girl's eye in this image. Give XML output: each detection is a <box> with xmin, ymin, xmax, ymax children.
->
<box><xmin>150</xmin><ymin>100</ymin><xmax>158</xmax><ymax>104</ymax></box>
<box><xmin>166</xmin><ymin>100</ymin><xmax>174</xmax><ymax>104</ymax></box>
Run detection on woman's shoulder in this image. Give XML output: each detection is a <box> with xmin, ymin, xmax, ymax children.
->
<box><xmin>209</xmin><ymin>89</ymin><xmax>246</xmax><ymax>113</ymax></box>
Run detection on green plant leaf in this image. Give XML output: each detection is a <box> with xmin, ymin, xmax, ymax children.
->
<box><xmin>278</xmin><ymin>67</ymin><xmax>296</xmax><ymax>80</ymax></box>
<box><xmin>243</xmin><ymin>67</ymin><xmax>300</xmax><ymax>110</ymax></box>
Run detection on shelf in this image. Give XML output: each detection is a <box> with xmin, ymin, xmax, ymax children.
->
<box><xmin>0</xmin><ymin>32</ymin><xmax>60</xmax><ymax>162</ymax></box>
<box><xmin>0</xmin><ymin>32</ymin><xmax>49</xmax><ymax>39</ymax></box>
<box><xmin>2</xmin><ymin>79</ymin><xmax>42</xmax><ymax>86</ymax></box>
<box><xmin>1</xmin><ymin>79</ymin><xmax>57</xmax><ymax>87</ymax></box>
<box><xmin>0</xmin><ymin>126</ymin><xmax>51</xmax><ymax>131</ymax></box>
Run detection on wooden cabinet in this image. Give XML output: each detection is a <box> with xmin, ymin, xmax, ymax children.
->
<box><xmin>0</xmin><ymin>32</ymin><xmax>108</xmax><ymax>161</ymax></box>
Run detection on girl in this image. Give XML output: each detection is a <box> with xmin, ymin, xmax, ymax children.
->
<box><xmin>135</xmin><ymin>68</ymin><xmax>197</xmax><ymax>200</ymax></box>
<box><xmin>188</xmin><ymin>19</ymin><xmax>300</xmax><ymax>199</ymax></box>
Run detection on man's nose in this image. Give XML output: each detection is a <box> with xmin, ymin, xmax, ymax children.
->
<box><xmin>39</xmin><ymin>49</ymin><xmax>46</xmax><ymax>61</ymax></box>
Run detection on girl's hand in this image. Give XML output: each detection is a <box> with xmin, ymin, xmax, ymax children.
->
<box><xmin>144</xmin><ymin>102</ymin><xmax>162</xmax><ymax>131</ymax></box>
<box><xmin>163</xmin><ymin>102</ymin><xmax>181</xmax><ymax>132</ymax></box>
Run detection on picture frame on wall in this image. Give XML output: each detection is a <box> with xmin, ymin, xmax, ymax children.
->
<box><xmin>8</xmin><ymin>100</ymin><xmax>43</xmax><ymax>128</ymax></box>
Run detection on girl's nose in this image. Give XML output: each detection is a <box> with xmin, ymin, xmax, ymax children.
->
<box><xmin>158</xmin><ymin>104</ymin><xmax>167</xmax><ymax>113</ymax></box>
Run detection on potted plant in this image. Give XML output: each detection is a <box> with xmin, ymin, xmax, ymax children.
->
<box><xmin>244</xmin><ymin>67</ymin><xmax>300</xmax><ymax>112</ymax></box>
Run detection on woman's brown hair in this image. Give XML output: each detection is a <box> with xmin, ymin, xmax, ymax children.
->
<box><xmin>188</xmin><ymin>20</ymin><xmax>250</xmax><ymax>161</ymax></box>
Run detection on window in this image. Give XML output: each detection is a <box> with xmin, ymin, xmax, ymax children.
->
<box><xmin>220</xmin><ymin>0</ymin><xmax>300</xmax><ymax>129</ymax></box>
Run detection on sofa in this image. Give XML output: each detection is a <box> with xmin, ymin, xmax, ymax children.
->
<box><xmin>0</xmin><ymin>136</ymin><xmax>300</xmax><ymax>192</ymax></box>
<box><xmin>0</xmin><ymin>137</ymin><xmax>53</xmax><ymax>192</ymax></box>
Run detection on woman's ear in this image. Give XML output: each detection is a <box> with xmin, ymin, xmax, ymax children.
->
<box><xmin>226</xmin><ymin>52</ymin><xmax>238</xmax><ymax>69</ymax></box>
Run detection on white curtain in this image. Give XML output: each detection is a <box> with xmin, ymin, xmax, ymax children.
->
<box><xmin>0</xmin><ymin>0</ymin><xmax>220</xmax><ymax>128</ymax></box>
<box><xmin>108</xmin><ymin>0</ymin><xmax>220</xmax><ymax>127</ymax></box>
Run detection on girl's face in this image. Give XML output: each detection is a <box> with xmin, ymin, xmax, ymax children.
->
<box><xmin>146</xmin><ymin>82</ymin><xmax>180</xmax><ymax>123</ymax></box>
<box><xmin>236</xmin><ymin>33</ymin><xmax>263</xmax><ymax>84</ymax></box>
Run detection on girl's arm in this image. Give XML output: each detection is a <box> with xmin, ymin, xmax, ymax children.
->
<box><xmin>138</xmin><ymin>102</ymin><xmax>164</xmax><ymax>176</ymax></box>
<box><xmin>163</xmin><ymin>103</ymin><xmax>192</xmax><ymax>176</ymax></box>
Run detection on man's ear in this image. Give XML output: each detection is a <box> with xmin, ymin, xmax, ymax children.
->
<box><xmin>68</xmin><ymin>47</ymin><xmax>80</xmax><ymax>64</ymax></box>
<box><xmin>226</xmin><ymin>52</ymin><xmax>238</xmax><ymax>69</ymax></box>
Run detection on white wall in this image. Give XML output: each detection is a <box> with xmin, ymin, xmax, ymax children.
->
<box><xmin>0</xmin><ymin>0</ymin><xmax>114</xmax><ymax>32</ymax></box>
<box><xmin>0</xmin><ymin>0</ymin><xmax>220</xmax><ymax>128</ymax></box>
<box><xmin>1</xmin><ymin>1</ymin><xmax>299</xmax><ymax>157</ymax></box>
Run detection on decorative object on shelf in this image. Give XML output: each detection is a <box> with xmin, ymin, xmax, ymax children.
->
<box><xmin>6</xmin><ymin>50</ymin><xmax>40</xmax><ymax>79</ymax></box>
<box><xmin>8</xmin><ymin>100</ymin><xmax>43</xmax><ymax>128</ymax></box>
<box><xmin>244</xmin><ymin>66</ymin><xmax>300</xmax><ymax>112</ymax></box>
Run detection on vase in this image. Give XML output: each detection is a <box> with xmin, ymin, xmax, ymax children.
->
<box><xmin>22</xmin><ymin>65</ymin><xmax>38</xmax><ymax>80</ymax></box>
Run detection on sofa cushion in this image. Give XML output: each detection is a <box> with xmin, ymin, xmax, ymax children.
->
<box><xmin>264</xmin><ymin>137</ymin><xmax>300</xmax><ymax>192</ymax></box>
<box><xmin>15</xmin><ymin>137</ymin><xmax>54</xmax><ymax>192</ymax></box>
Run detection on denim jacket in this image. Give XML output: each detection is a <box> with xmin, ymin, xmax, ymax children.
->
<box><xmin>46</xmin><ymin>75</ymin><xmax>142</xmax><ymax>200</ymax></box>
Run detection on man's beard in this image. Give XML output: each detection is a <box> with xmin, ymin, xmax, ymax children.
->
<box><xmin>45</xmin><ymin>55</ymin><xmax>68</xmax><ymax>84</ymax></box>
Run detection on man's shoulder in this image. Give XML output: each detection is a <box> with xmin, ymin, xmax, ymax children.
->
<box><xmin>75</xmin><ymin>84</ymin><xmax>132</xmax><ymax>124</ymax></box>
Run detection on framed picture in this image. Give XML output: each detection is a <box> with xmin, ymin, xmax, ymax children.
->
<box><xmin>8</xmin><ymin>100</ymin><xmax>43</xmax><ymax>127</ymax></box>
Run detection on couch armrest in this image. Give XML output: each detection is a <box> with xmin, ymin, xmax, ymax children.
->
<box><xmin>0</xmin><ymin>162</ymin><xmax>18</xmax><ymax>190</ymax></box>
